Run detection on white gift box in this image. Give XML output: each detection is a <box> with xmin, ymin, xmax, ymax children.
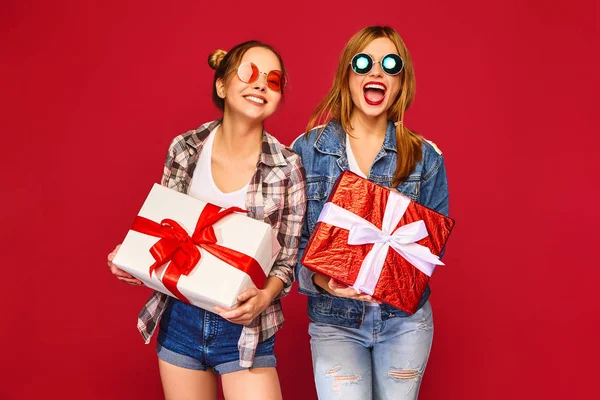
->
<box><xmin>113</xmin><ymin>184</ymin><xmax>281</xmax><ymax>311</ymax></box>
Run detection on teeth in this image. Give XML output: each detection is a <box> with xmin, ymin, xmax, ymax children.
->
<box><xmin>245</xmin><ymin>96</ymin><xmax>265</xmax><ymax>104</ymax></box>
<box><xmin>365</xmin><ymin>84</ymin><xmax>386</xmax><ymax>91</ymax></box>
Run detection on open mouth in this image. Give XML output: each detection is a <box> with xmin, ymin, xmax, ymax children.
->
<box><xmin>363</xmin><ymin>82</ymin><xmax>387</xmax><ymax>106</ymax></box>
<box><xmin>244</xmin><ymin>95</ymin><xmax>267</xmax><ymax>105</ymax></box>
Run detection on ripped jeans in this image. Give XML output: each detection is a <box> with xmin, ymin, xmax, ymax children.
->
<box><xmin>309</xmin><ymin>301</ymin><xmax>434</xmax><ymax>400</ymax></box>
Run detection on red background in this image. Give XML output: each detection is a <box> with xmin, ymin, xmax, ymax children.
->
<box><xmin>1</xmin><ymin>0</ymin><xmax>597</xmax><ymax>399</ymax></box>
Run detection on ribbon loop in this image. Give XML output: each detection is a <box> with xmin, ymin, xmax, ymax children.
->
<box><xmin>348</xmin><ymin>224</ymin><xmax>387</xmax><ymax>245</ymax></box>
<box><xmin>390</xmin><ymin>221</ymin><xmax>429</xmax><ymax>244</ymax></box>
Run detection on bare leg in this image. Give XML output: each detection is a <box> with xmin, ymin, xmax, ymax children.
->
<box><xmin>221</xmin><ymin>367</ymin><xmax>282</xmax><ymax>400</ymax></box>
<box><xmin>158</xmin><ymin>359</ymin><xmax>218</xmax><ymax>400</ymax></box>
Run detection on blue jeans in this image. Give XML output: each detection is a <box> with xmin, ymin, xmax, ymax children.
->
<box><xmin>309</xmin><ymin>301</ymin><xmax>434</xmax><ymax>400</ymax></box>
<box><xmin>156</xmin><ymin>299</ymin><xmax>276</xmax><ymax>374</ymax></box>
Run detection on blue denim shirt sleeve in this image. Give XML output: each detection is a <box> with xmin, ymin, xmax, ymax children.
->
<box><xmin>292</xmin><ymin>135</ymin><xmax>322</xmax><ymax>296</ymax></box>
<box><xmin>420</xmin><ymin>153</ymin><xmax>449</xmax><ymax>217</ymax></box>
<box><xmin>419</xmin><ymin>149</ymin><xmax>450</xmax><ymax>257</ymax></box>
<box><xmin>295</xmin><ymin>216</ymin><xmax>321</xmax><ymax>296</ymax></box>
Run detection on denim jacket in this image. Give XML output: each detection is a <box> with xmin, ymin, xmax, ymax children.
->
<box><xmin>292</xmin><ymin>120</ymin><xmax>449</xmax><ymax>328</ymax></box>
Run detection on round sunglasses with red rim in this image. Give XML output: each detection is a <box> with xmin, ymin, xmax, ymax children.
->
<box><xmin>237</xmin><ymin>61</ymin><xmax>287</xmax><ymax>92</ymax></box>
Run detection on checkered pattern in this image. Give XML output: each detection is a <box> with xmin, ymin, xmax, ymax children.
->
<box><xmin>136</xmin><ymin>120</ymin><xmax>306</xmax><ymax>367</ymax></box>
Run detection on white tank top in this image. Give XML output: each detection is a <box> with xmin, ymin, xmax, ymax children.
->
<box><xmin>188</xmin><ymin>126</ymin><xmax>248</xmax><ymax>209</ymax></box>
<box><xmin>346</xmin><ymin>134</ymin><xmax>379</xmax><ymax>308</ymax></box>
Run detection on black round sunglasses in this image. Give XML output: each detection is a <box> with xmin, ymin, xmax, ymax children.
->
<box><xmin>350</xmin><ymin>53</ymin><xmax>404</xmax><ymax>76</ymax></box>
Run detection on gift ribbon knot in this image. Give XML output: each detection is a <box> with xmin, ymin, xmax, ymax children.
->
<box><xmin>131</xmin><ymin>203</ymin><xmax>266</xmax><ymax>303</ymax></box>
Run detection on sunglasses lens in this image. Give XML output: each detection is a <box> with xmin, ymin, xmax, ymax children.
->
<box><xmin>351</xmin><ymin>53</ymin><xmax>372</xmax><ymax>74</ymax></box>
<box><xmin>266</xmin><ymin>70</ymin><xmax>285</xmax><ymax>92</ymax></box>
<box><xmin>381</xmin><ymin>54</ymin><xmax>404</xmax><ymax>75</ymax></box>
<box><xmin>237</xmin><ymin>62</ymin><xmax>259</xmax><ymax>83</ymax></box>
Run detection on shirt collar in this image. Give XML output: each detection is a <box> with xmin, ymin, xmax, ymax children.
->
<box><xmin>185</xmin><ymin>120</ymin><xmax>287</xmax><ymax>167</ymax></box>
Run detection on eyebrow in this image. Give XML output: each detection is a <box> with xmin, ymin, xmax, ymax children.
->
<box><xmin>365</xmin><ymin>52</ymin><xmax>399</xmax><ymax>58</ymax></box>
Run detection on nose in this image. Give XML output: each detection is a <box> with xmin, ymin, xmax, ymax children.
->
<box><xmin>253</xmin><ymin>72</ymin><xmax>268</xmax><ymax>92</ymax></box>
<box><xmin>369</xmin><ymin>61</ymin><xmax>384</xmax><ymax>77</ymax></box>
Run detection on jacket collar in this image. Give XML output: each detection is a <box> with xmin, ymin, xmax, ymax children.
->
<box><xmin>314</xmin><ymin>120</ymin><xmax>398</xmax><ymax>156</ymax></box>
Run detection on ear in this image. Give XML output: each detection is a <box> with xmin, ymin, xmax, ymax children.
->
<box><xmin>215</xmin><ymin>78</ymin><xmax>226</xmax><ymax>99</ymax></box>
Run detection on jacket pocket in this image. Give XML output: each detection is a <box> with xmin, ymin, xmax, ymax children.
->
<box><xmin>396</xmin><ymin>175</ymin><xmax>420</xmax><ymax>201</ymax></box>
<box><xmin>306</xmin><ymin>179</ymin><xmax>329</xmax><ymax>232</ymax></box>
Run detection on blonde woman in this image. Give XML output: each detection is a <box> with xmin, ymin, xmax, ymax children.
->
<box><xmin>293</xmin><ymin>26</ymin><xmax>449</xmax><ymax>400</ymax></box>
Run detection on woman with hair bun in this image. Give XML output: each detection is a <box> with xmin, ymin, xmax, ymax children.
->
<box><xmin>107</xmin><ymin>41</ymin><xmax>306</xmax><ymax>400</ymax></box>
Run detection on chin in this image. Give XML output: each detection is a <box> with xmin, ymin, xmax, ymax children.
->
<box><xmin>244</xmin><ymin>110</ymin><xmax>271</xmax><ymax>123</ymax></box>
<box><xmin>358</xmin><ymin>104</ymin><xmax>388</xmax><ymax>118</ymax></box>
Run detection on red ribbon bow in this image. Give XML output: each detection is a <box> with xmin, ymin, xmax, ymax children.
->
<box><xmin>131</xmin><ymin>203</ymin><xmax>266</xmax><ymax>303</ymax></box>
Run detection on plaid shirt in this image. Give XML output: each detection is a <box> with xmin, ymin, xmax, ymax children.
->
<box><xmin>137</xmin><ymin>120</ymin><xmax>306</xmax><ymax>367</ymax></box>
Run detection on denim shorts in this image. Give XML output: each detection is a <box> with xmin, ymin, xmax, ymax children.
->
<box><xmin>156</xmin><ymin>299</ymin><xmax>276</xmax><ymax>374</ymax></box>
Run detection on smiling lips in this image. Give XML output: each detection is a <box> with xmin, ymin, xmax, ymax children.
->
<box><xmin>244</xmin><ymin>95</ymin><xmax>267</xmax><ymax>105</ymax></box>
<box><xmin>363</xmin><ymin>81</ymin><xmax>387</xmax><ymax>106</ymax></box>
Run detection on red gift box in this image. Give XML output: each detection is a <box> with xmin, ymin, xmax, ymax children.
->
<box><xmin>301</xmin><ymin>171</ymin><xmax>455</xmax><ymax>314</ymax></box>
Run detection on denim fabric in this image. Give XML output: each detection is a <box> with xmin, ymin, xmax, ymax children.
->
<box><xmin>156</xmin><ymin>299</ymin><xmax>276</xmax><ymax>374</ymax></box>
<box><xmin>309</xmin><ymin>301</ymin><xmax>434</xmax><ymax>400</ymax></box>
<box><xmin>292</xmin><ymin>120</ymin><xmax>449</xmax><ymax>327</ymax></box>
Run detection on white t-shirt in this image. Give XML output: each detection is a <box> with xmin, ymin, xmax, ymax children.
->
<box><xmin>345</xmin><ymin>134</ymin><xmax>368</xmax><ymax>178</ymax></box>
<box><xmin>188</xmin><ymin>126</ymin><xmax>248</xmax><ymax>209</ymax></box>
<box><xmin>346</xmin><ymin>134</ymin><xmax>379</xmax><ymax>308</ymax></box>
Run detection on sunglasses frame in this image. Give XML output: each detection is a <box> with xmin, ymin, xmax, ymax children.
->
<box><xmin>350</xmin><ymin>53</ymin><xmax>404</xmax><ymax>76</ymax></box>
<box><xmin>236</xmin><ymin>61</ymin><xmax>287</xmax><ymax>92</ymax></box>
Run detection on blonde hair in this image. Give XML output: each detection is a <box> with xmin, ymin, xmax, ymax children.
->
<box><xmin>207</xmin><ymin>41</ymin><xmax>287</xmax><ymax>111</ymax></box>
<box><xmin>208</xmin><ymin>49</ymin><xmax>227</xmax><ymax>70</ymax></box>
<box><xmin>306</xmin><ymin>26</ymin><xmax>423</xmax><ymax>186</ymax></box>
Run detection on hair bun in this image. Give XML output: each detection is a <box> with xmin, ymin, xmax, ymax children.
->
<box><xmin>208</xmin><ymin>49</ymin><xmax>227</xmax><ymax>70</ymax></box>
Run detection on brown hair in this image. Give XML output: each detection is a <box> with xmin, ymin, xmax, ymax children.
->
<box><xmin>306</xmin><ymin>26</ymin><xmax>423</xmax><ymax>186</ymax></box>
<box><xmin>208</xmin><ymin>41</ymin><xmax>287</xmax><ymax>111</ymax></box>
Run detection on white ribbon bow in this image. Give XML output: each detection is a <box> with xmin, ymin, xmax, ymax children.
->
<box><xmin>317</xmin><ymin>191</ymin><xmax>444</xmax><ymax>296</ymax></box>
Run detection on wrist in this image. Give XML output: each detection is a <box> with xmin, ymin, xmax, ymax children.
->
<box><xmin>312</xmin><ymin>273</ymin><xmax>330</xmax><ymax>295</ymax></box>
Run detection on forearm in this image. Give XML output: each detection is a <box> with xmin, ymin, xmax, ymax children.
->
<box><xmin>262</xmin><ymin>276</ymin><xmax>285</xmax><ymax>301</ymax></box>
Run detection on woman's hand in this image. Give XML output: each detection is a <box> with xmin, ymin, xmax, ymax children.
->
<box><xmin>214</xmin><ymin>288</ymin><xmax>272</xmax><ymax>326</ymax></box>
<box><xmin>107</xmin><ymin>245</ymin><xmax>144</xmax><ymax>286</ymax></box>
<box><xmin>313</xmin><ymin>273</ymin><xmax>379</xmax><ymax>303</ymax></box>
<box><xmin>214</xmin><ymin>276</ymin><xmax>284</xmax><ymax>325</ymax></box>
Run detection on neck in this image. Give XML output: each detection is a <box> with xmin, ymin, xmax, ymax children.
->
<box><xmin>348</xmin><ymin>111</ymin><xmax>388</xmax><ymax>139</ymax></box>
<box><xmin>216</xmin><ymin>111</ymin><xmax>263</xmax><ymax>159</ymax></box>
